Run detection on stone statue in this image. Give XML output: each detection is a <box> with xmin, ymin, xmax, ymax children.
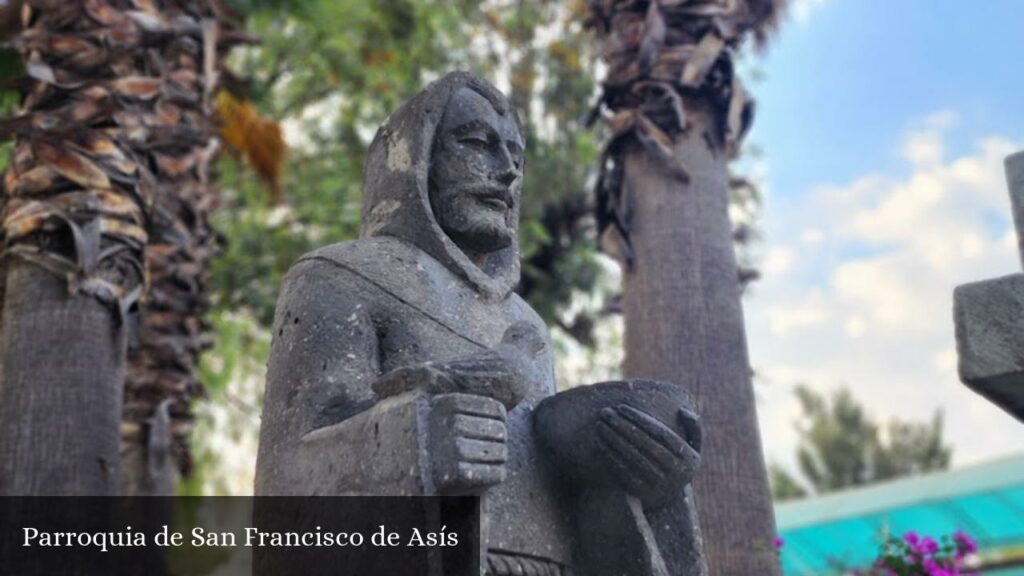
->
<box><xmin>255</xmin><ymin>71</ymin><xmax>706</xmax><ymax>575</ymax></box>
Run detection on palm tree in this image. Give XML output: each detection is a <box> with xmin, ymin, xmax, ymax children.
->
<box><xmin>118</xmin><ymin>1</ymin><xmax>234</xmax><ymax>497</ymax></box>
<box><xmin>0</xmin><ymin>0</ymin><xmax>228</xmax><ymax>495</ymax></box>
<box><xmin>585</xmin><ymin>0</ymin><xmax>785</xmax><ymax>573</ymax></box>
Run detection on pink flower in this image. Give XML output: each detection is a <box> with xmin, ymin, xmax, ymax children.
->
<box><xmin>773</xmin><ymin>536</ymin><xmax>784</xmax><ymax>550</ymax></box>
<box><xmin>920</xmin><ymin>536</ymin><xmax>940</xmax><ymax>555</ymax></box>
<box><xmin>953</xmin><ymin>530</ymin><xmax>978</xmax><ymax>556</ymax></box>
<box><xmin>868</xmin><ymin>530</ymin><xmax>977</xmax><ymax>575</ymax></box>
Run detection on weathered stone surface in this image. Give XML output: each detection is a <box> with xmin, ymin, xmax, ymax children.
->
<box><xmin>1005</xmin><ymin>151</ymin><xmax>1024</xmax><ymax>269</ymax></box>
<box><xmin>535</xmin><ymin>380</ymin><xmax>705</xmax><ymax>575</ymax></box>
<box><xmin>952</xmin><ymin>151</ymin><xmax>1024</xmax><ymax>423</ymax></box>
<box><xmin>255</xmin><ymin>71</ymin><xmax>705</xmax><ymax>575</ymax></box>
<box><xmin>954</xmin><ymin>273</ymin><xmax>1024</xmax><ymax>422</ymax></box>
<box><xmin>534</xmin><ymin>380</ymin><xmax>700</xmax><ymax>498</ymax></box>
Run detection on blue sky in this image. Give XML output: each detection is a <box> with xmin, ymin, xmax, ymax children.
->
<box><xmin>755</xmin><ymin>0</ymin><xmax>1024</xmax><ymax>201</ymax></box>
<box><xmin>744</xmin><ymin>0</ymin><xmax>1024</xmax><ymax>474</ymax></box>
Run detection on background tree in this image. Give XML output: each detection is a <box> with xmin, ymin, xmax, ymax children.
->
<box><xmin>770</xmin><ymin>384</ymin><xmax>952</xmax><ymax>500</ymax></box>
<box><xmin>583</xmin><ymin>0</ymin><xmax>785</xmax><ymax>572</ymax></box>
<box><xmin>874</xmin><ymin>413</ymin><xmax>952</xmax><ymax>480</ymax></box>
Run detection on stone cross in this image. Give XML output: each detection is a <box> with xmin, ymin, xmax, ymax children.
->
<box><xmin>953</xmin><ymin>151</ymin><xmax>1024</xmax><ymax>422</ymax></box>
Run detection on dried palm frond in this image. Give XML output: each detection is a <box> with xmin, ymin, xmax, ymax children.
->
<box><xmin>586</xmin><ymin>0</ymin><xmax>785</xmax><ymax>266</ymax></box>
<box><xmin>0</xmin><ymin>1</ymin><xmax>242</xmax><ymax>485</ymax></box>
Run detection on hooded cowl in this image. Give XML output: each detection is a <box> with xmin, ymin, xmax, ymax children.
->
<box><xmin>360</xmin><ymin>71</ymin><xmax>522</xmax><ymax>302</ymax></box>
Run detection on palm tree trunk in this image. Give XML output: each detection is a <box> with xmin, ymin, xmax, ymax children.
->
<box><xmin>586</xmin><ymin>1</ymin><xmax>784</xmax><ymax>572</ymax></box>
<box><xmin>0</xmin><ymin>262</ymin><xmax>125</xmax><ymax>495</ymax></box>
<box><xmin>0</xmin><ymin>1</ymin><xmax>152</xmax><ymax>496</ymax></box>
<box><xmin>620</xmin><ymin>100</ymin><xmax>778</xmax><ymax>573</ymax></box>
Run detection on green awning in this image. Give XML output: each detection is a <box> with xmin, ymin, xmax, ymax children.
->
<box><xmin>775</xmin><ymin>453</ymin><xmax>1024</xmax><ymax>575</ymax></box>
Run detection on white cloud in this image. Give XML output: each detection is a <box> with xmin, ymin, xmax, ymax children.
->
<box><xmin>902</xmin><ymin>130</ymin><xmax>945</xmax><ymax>166</ymax></box>
<box><xmin>749</xmin><ymin>115</ymin><xmax>1024</xmax><ymax>474</ymax></box>
<box><xmin>899</xmin><ymin>112</ymin><xmax>961</xmax><ymax>167</ymax></box>
<box><xmin>763</xmin><ymin>246</ymin><xmax>796</xmax><ymax>277</ymax></box>
<box><xmin>791</xmin><ymin>0</ymin><xmax>829</xmax><ymax>24</ymax></box>
<box><xmin>768</xmin><ymin>298</ymin><xmax>831</xmax><ymax>335</ymax></box>
<box><xmin>801</xmin><ymin>228</ymin><xmax>825</xmax><ymax>245</ymax></box>
<box><xmin>844</xmin><ymin>314</ymin><xmax>867</xmax><ymax>338</ymax></box>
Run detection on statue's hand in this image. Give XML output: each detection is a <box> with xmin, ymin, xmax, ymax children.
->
<box><xmin>373</xmin><ymin>322</ymin><xmax>545</xmax><ymax>410</ymax></box>
<box><xmin>427</xmin><ymin>393</ymin><xmax>508</xmax><ymax>494</ymax></box>
<box><xmin>373</xmin><ymin>359</ymin><xmax>525</xmax><ymax>410</ymax></box>
<box><xmin>596</xmin><ymin>404</ymin><xmax>702</xmax><ymax>507</ymax></box>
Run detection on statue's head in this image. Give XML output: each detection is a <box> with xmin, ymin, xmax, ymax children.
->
<box><xmin>361</xmin><ymin>72</ymin><xmax>524</xmax><ymax>301</ymax></box>
<box><xmin>428</xmin><ymin>84</ymin><xmax>524</xmax><ymax>261</ymax></box>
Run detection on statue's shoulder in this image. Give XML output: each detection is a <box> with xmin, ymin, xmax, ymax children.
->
<box><xmin>279</xmin><ymin>237</ymin><xmax>439</xmax><ymax>307</ymax></box>
<box><xmin>296</xmin><ymin>236</ymin><xmax>418</xmax><ymax>271</ymax></box>
<box><xmin>276</xmin><ymin>238</ymin><xmax>402</xmax><ymax>305</ymax></box>
<box><xmin>506</xmin><ymin>292</ymin><xmax>541</xmax><ymax>322</ymax></box>
<box><xmin>286</xmin><ymin>237</ymin><xmax>419</xmax><ymax>281</ymax></box>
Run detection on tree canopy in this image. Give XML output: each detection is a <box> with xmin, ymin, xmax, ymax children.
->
<box><xmin>771</xmin><ymin>384</ymin><xmax>952</xmax><ymax>501</ymax></box>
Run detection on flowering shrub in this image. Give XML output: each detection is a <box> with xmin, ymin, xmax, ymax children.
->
<box><xmin>858</xmin><ymin>530</ymin><xmax>978</xmax><ymax>576</ymax></box>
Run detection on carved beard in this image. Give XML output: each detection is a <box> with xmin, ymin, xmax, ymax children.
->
<box><xmin>430</xmin><ymin>182</ymin><xmax>514</xmax><ymax>256</ymax></box>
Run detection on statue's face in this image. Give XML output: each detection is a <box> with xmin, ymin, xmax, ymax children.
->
<box><xmin>429</xmin><ymin>87</ymin><xmax>524</xmax><ymax>256</ymax></box>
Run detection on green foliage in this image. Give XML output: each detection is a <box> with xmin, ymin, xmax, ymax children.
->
<box><xmin>795</xmin><ymin>385</ymin><xmax>880</xmax><ymax>492</ymax></box>
<box><xmin>220</xmin><ymin>0</ymin><xmax>309</xmax><ymax>15</ymax></box>
<box><xmin>0</xmin><ymin>47</ymin><xmax>22</xmax><ymax>171</ymax></box>
<box><xmin>0</xmin><ymin>47</ymin><xmax>22</xmax><ymax>85</ymax></box>
<box><xmin>874</xmin><ymin>412</ymin><xmax>952</xmax><ymax>480</ymax></box>
<box><xmin>181</xmin><ymin>309</ymin><xmax>268</xmax><ymax>495</ymax></box>
<box><xmin>768</xmin><ymin>461</ymin><xmax>808</xmax><ymax>502</ymax></box>
<box><xmin>772</xmin><ymin>385</ymin><xmax>953</xmax><ymax>500</ymax></box>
